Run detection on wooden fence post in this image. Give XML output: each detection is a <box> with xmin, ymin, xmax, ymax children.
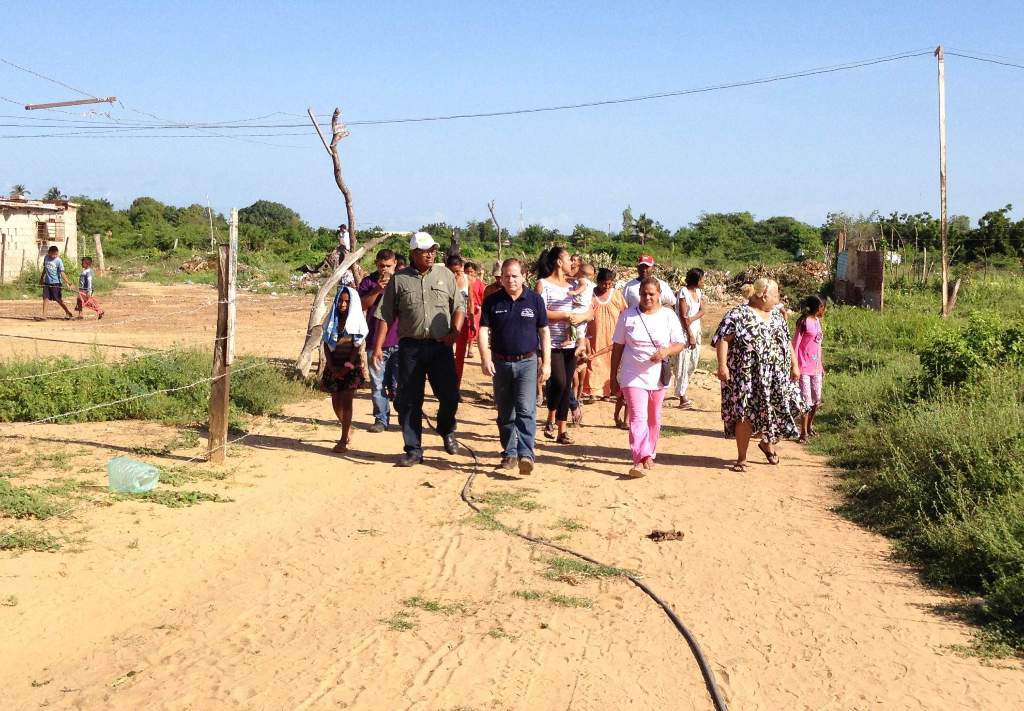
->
<box><xmin>93</xmin><ymin>233</ymin><xmax>105</xmax><ymax>273</ymax></box>
<box><xmin>207</xmin><ymin>209</ymin><xmax>238</xmax><ymax>463</ymax></box>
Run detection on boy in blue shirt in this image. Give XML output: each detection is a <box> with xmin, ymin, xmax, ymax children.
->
<box><xmin>39</xmin><ymin>246</ymin><xmax>74</xmax><ymax>320</ymax></box>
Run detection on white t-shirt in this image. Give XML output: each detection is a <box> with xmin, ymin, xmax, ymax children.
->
<box><xmin>677</xmin><ymin>287</ymin><xmax>703</xmax><ymax>341</ymax></box>
<box><xmin>612</xmin><ymin>305</ymin><xmax>686</xmax><ymax>390</ymax></box>
<box><xmin>623</xmin><ymin>277</ymin><xmax>677</xmax><ymax>308</ymax></box>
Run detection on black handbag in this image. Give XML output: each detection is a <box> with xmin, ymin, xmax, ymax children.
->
<box><xmin>637</xmin><ymin>308</ymin><xmax>673</xmax><ymax>388</ymax></box>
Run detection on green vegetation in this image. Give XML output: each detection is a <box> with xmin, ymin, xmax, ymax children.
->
<box><xmin>0</xmin><ymin>480</ymin><xmax>59</xmax><ymax>519</ymax></box>
<box><xmin>157</xmin><ymin>464</ymin><xmax>228</xmax><ymax>487</ymax></box>
<box><xmin>542</xmin><ymin>556</ymin><xmax>630</xmax><ymax>582</ymax></box>
<box><xmin>472</xmin><ymin>488</ymin><xmax>543</xmax><ymax>512</ymax></box>
<box><xmin>553</xmin><ymin>517</ymin><xmax>587</xmax><ymax>532</ymax></box>
<box><xmin>514</xmin><ymin>590</ymin><xmax>593</xmax><ymax>608</ymax></box>
<box><xmin>0</xmin><ymin>528</ymin><xmax>61</xmax><ymax>552</ymax></box>
<box><xmin>0</xmin><ymin>349</ymin><xmax>315</xmax><ymax>424</ymax></box>
<box><xmin>113</xmin><ymin>490</ymin><xmax>231</xmax><ymax>508</ymax></box>
<box><xmin>814</xmin><ymin>274</ymin><xmax>1024</xmax><ymax>652</ymax></box>
<box><xmin>381</xmin><ymin>610</ymin><xmax>417</xmax><ymax>631</ymax></box>
<box><xmin>0</xmin><ymin>265</ymin><xmax>119</xmax><ymax>301</ymax></box>
<box><xmin>402</xmin><ymin>596</ymin><xmax>468</xmax><ymax>615</ymax></box>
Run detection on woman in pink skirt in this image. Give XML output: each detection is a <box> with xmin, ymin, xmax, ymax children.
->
<box><xmin>610</xmin><ymin>277</ymin><xmax>687</xmax><ymax>478</ymax></box>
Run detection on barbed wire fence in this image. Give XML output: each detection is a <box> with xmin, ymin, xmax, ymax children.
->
<box><xmin>0</xmin><ymin>208</ymin><xmax>325</xmax><ymax>486</ymax></box>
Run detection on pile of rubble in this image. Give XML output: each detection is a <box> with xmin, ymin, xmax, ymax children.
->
<box><xmin>731</xmin><ymin>260</ymin><xmax>830</xmax><ymax>301</ymax></box>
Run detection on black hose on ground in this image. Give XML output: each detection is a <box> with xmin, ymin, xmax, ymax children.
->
<box><xmin>425</xmin><ymin>412</ymin><xmax>730</xmax><ymax>711</ymax></box>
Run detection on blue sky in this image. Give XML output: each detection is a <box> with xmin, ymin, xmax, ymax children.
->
<box><xmin>2</xmin><ymin>1</ymin><xmax>1022</xmax><ymax>232</ymax></box>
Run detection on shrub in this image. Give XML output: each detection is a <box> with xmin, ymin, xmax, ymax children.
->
<box><xmin>0</xmin><ymin>350</ymin><xmax>315</xmax><ymax>424</ymax></box>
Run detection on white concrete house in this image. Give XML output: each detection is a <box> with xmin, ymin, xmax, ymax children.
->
<box><xmin>0</xmin><ymin>198</ymin><xmax>79</xmax><ymax>284</ymax></box>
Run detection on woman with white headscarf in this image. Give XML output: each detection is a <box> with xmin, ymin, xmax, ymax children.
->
<box><xmin>321</xmin><ymin>286</ymin><xmax>370</xmax><ymax>453</ymax></box>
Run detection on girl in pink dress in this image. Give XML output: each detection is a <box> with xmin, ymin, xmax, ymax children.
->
<box><xmin>793</xmin><ymin>295</ymin><xmax>826</xmax><ymax>443</ymax></box>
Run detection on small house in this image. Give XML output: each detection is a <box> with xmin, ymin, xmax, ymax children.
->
<box><xmin>0</xmin><ymin>198</ymin><xmax>79</xmax><ymax>284</ymax></box>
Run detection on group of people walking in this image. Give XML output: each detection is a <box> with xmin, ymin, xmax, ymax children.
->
<box><xmin>321</xmin><ymin>231</ymin><xmax>827</xmax><ymax>477</ymax></box>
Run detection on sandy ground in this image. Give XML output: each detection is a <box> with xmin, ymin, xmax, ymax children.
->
<box><xmin>1</xmin><ymin>283</ymin><xmax>1022</xmax><ymax>710</ymax></box>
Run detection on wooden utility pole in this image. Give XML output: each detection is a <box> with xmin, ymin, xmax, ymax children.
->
<box><xmin>92</xmin><ymin>233</ymin><xmax>105</xmax><ymax>273</ymax></box>
<box><xmin>487</xmin><ymin>200</ymin><xmax>503</xmax><ymax>262</ymax></box>
<box><xmin>207</xmin><ymin>208</ymin><xmax>238</xmax><ymax>464</ymax></box>
<box><xmin>936</xmin><ymin>46</ymin><xmax>950</xmax><ymax>316</ymax></box>
<box><xmin>25</xmin><ymin>96</ymin><xmax>117</xmax><ymax>111</ymax></box>
<box><xmin>207</xmin><ymin>199</ymin><xmax>216</xmax><ymax>248</ymax></box>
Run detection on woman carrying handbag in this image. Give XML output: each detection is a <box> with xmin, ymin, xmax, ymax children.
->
<box><xmin>610</xmin><ymin>277</ymin><xmax>687</xmax><ymax>478</ymax></box>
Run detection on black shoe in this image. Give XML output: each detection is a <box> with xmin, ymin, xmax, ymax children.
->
<box><xmin>443</xmin><ymin>434</ymin><xmax>460</xmax><ymax>455</ymax></box>
<box><xmin>396</xmin><ymin>452</ymin><xmax>423</xmax><ymax>467</ymax></box>
<box><xmin>368</xmin><ymin>422</ymin><xmax>386</xmax><ymax>433</ymax></box>
<box><xmin>499</xmin><ymin>456</ymin><xmax>517</xmax><ymax>471</ymax></box>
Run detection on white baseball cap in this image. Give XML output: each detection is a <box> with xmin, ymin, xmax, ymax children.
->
<box><xmin>409</xmin><ymin>231</ymin><xmax>439</xmax><ymax>251</ymax></box>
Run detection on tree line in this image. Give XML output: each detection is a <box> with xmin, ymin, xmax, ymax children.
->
<box><xmin>36</xmin><ymin>190</ymin><xmax>1024</xmax><ymax>269</ymax></box>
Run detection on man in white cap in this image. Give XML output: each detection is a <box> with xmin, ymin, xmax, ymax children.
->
<box><xmin>373</xmin><ymin>232</ymin><xmax>466</xmax><ymax>466</ymax></box>
<box><xmin>622</xmin><ymin>254</ymin><xmax>676</xmax><ymax>308</ymax></box>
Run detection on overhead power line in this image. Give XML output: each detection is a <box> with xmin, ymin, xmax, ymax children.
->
<box><xmin>946</xmin><ymin>50</ymin><xmax>1024</xmax><ymax>71</ymax></box>
<box><xmin>0</xmin><ymin>48</ymin><xmax>935</xmax><ymax>140</ymax></box>
<box><xmin>3</xmin><ymin>47</ymin><xmax>1018</xmax><ymax>142</ymax></box>
<box><xmin>0</xmin><ymin>55</ymin><xmax>99</xmax><ymax>98</ymax></box>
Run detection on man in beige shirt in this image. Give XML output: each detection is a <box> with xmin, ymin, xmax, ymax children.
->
<box><xmin>374</xmin><ymin>232</ymin><xmax>466</xmax><ymax>466</ymax></box>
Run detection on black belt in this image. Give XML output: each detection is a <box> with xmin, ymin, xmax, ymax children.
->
<box><xmin>493</xmin><ymin>352</ymin><xmax>535</xmax><ymax>362</ymax></box>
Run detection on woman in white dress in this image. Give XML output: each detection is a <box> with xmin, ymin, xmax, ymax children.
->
<box><xmin>675</xmin><ymin>268</ymin><xmax>706</xmax><ymax>409</ymax></box>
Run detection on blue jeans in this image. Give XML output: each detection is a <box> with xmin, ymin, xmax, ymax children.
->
<box><xmin>369</xmin><ymin>345</ymin><xmax>398</xmax><ymax>426</ymax></box>
<box><xmin>493</xmin><ymin>356</ymin><xmax>538</xmax><ymax>461</ymax></box>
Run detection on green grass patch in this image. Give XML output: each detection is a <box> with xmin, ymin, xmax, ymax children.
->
<box><xmin>157</xmin><ymin>465</ymin><xmax>228</xmax><ymax>487</ymax></box>
<box><xmin>0</xmin><ymin>350</ymin><xmax>316</xmax><ymax>424</ymax></box>
<box><xmin>472</xmin><ymin>488</ymin><xmax>543</xmax><ymax>512</ymax></box>
<box><xmin>403</xmin><ymin>596</ymin><xmax>468</xmax><ymax>616</ymax></box>
<box><xmin>381</xmin><ymin>610</ymin><xmax>417</xmax><ymax>631</ymax></box>
<box><xmin>486</xmin><ymin>627</ymin><xmax>517</xmax><ymax>641</ymax></box>
<box><xmin>514</xmin><ymin>589</ymin><xmax>593</xmax><ymax>608</ymax></box>
<box><xmin>114</xmin><ymin>489</ymin><xmax>231</xmax><ymax>508</ymax></box>
<box><xmin>0</xmin><ymin>480</ymin><xmax>59</xmax><ymax>519</ymax></box>
<box><xmin>467</xmin><ymin>509</ymin><xmax>517</xmax><ymax>533</ymax></box>
<box><xmin>552</xmin><ymin>517</ymin><xmax>587</xmax><ymax>532</ymax></box>
<box><xmin>814</xmin><ymin>273</ymin><xmax>1024</xmax><ymax>653</ymax></box>
<box><xmin>0</xmin><ymin>528</ymin><xmax>61</xmax><ymax>552</ymax></box>
<box><xmin>542</xmin><ymin>556</ymin><xmax>630</xmax><ymax>582</ymax></box>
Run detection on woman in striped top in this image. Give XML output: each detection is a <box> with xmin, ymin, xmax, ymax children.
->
<box><xmin>535</xmin><ymin>246</ymin><xmax>583</xmax><ymax>444</ymax></box>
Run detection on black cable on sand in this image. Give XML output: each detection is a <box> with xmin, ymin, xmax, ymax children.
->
<box><xmin>426</xmin><ymin>409</ymin><xmax>730</xmax><ymax>711</ymax></box>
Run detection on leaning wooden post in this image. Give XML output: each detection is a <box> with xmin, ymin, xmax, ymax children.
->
<box><xmin>92</xmin><ymin>234</ymin><xmax>105</xmax><ymax>273</ymax></box>
<box><xmin>295</xmin><ymin>235</ymin><xmax>385</xmax><ymax>377</ymax></box>
<box><xmin>207</xmin><ymin>208</ymin><xmax>238</xmax><ymax>464</ymax></box>
<box><xmin>488</xmin><ymin>200</ymin><xmax>503</xmax><ymax>262</ymax></box>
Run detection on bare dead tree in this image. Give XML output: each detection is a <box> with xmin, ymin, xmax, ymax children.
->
<box><xmin>487</xmin><ymin>200</ymin><xmax>503</xmax><ymax>262</ymax></box>
<box><xmin>295</xmin><ymin>107</ymin><xmax>365</xmax><ymax>377</ymax></box>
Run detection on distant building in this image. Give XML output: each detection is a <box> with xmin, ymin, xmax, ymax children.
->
<box><xmin>0</xmin><ymin>198</ymin><xmax>79</xmax><ymax>284</ymax></box>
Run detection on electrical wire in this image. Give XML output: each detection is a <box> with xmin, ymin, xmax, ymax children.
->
<box><xmin>0</xmin><ymin>48</ymin><xmax>935</xmax><ymax>140</ymax></box>
<box><xmin>0</xmin><ymin>55</ymin><xmax>99</xmax><ymax>99</ymax></box>
<box><xmin>946</xmin><ymin>51</ymin><xmax>1024</xmax><ymax>71</ymax></box>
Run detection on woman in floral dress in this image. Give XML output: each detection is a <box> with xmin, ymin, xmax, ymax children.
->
<box><xmin>712</xmin><ymin>278</ymin><xmax>805</xmax><ymax>472</ymax></box>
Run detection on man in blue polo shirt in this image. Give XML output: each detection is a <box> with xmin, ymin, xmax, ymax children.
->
<box><xmin>479</xmin><ymin>258</ymin><xmax>551</xmax><ymax>476</ymax></box>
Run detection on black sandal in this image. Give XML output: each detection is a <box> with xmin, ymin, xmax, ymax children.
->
<box><xmin>758</xmin><ymin>441</ymin><xmax>779</xmax><ymax>465</ymax></box>
<box><xmin>730</xmin><ymin>461</ymin><xmax>748</xmax><ymax>472</ymax></box>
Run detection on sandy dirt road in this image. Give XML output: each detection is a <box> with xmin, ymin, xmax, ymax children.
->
<box><xmin>1</xmin><ymin>283</ymin><xmax>1021</xmax><ymax>710</ymax></box>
